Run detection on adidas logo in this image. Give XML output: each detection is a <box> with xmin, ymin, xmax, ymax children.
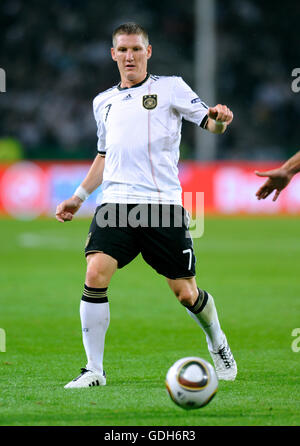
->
<box><xmin>89</xmin><ymin>380</ymin><xmax>100</xmax><ymax>386</ymax></box>
<box><xmin>123</xmin><ymin>93</ymin><xmax>132</xmax><ymax>101</ymax></box>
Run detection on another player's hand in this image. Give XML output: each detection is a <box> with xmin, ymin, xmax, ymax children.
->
<box><xmin>55</xmin><ymin>196</ymin><xmax>83</xmax><ymax>222</ymax></box>
<box><xmin>208</xmin><ymin>104</ymin><xmax>233</xmax><ymax>125</ymax></box>
<box><xmin>255</xmin><ymin>168</ymin><xmax>292</xmax><ymax>201</ymax></box>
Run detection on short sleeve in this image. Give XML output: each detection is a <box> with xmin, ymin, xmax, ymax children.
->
<box><xmin>93</xmin><ymin>97</ymin><xmax>107</xmax><ymax>155</ymax></box>
<box><xmin>171</xmin><ymin>77</ymin><xmax>209</xmax><ymax>127</ymax></box>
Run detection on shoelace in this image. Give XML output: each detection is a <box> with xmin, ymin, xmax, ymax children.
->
<box><xmin>218</xmin><ymin>346</ymin><xmax>233</xmax><ymax>368</ymax></box>
<box><xmin>73</xmin><ymin>368</ymin><xmax>106</xmax><ymax>382</ymax></box>
<box><xmin>73</xmin><ymin>368</ymin><xmax>89</xmax><ymax>381</ymax></box>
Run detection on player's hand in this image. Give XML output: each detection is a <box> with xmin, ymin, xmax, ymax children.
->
<box><xmin>55</xmin><ymin>196</ymin><xmax>83</xmax><ymax>222</ymax></box>
<box><xmin>255</xmin><ymin>168</ymin><xmax>292</xmax><ymax>201</ymax></box>
<box><xmin>208</xmin><ymin>104</ymin><xmax>233</xmax><ymax>125</ymax></box>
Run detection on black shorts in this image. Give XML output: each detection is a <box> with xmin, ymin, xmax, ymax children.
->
<box><xmin>84</xmin><ymin>203</ymin><xmax>196</xmax><ymax>280</ymax></box>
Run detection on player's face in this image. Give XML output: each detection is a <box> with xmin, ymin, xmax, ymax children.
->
<box><xmin>111</xmin><ymin>34</ymin><xmax>152</xmax><ymax>87</ymax></box>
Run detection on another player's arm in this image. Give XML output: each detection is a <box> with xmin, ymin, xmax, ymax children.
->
<box><xmin>55</xmin><ymin>154</ymin><xmax>105</xmax><ymax>222</ymax></box>
<box><xmin>204</xmin><ymin>104</ymin><xmax>233</xmax><ymax>134</ymax></box>
<box><xmin>255</xmin><ymin>150</ymin><xmax>300</xmax><ymax>201</ymax></box>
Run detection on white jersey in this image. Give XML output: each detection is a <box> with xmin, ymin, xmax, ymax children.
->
<box><xmin>93</xmin><ymin>74</ymin><xmax>209</xmax><ymax>205</ymax></box>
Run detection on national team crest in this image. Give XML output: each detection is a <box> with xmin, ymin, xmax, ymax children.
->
<box><xmin>142</xmin><ymin>94</ymin><xmax>157</xmax><ymax>110</ymax></box>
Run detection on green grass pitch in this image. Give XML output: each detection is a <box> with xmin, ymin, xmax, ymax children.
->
<box><xmin>0</xmin><ymin>215</ymin><xmax>300</xmax><ymax>426</ymax></box>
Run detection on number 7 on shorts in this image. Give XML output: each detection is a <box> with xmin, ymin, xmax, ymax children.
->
<box><xmin>183</xmin><ymin>248</ymin><xmax>192</xmax><ymax>270</ymax></box>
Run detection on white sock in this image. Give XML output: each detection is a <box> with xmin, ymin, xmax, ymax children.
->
<box><xmin>186</xmin><ymin>291</ymin><xmax>224</xmax><ymax>352</ymax></box>
<box><xmin>80</xmin><ymin>285</ymin><xmax>110</xmax><ymax>375</ymax></box>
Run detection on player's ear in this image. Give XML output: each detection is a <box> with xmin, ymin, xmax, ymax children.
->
<box><xmin>146</xmin><ymin>44</ymin><xmax>152</xmax><ymax>60</ymax></box>
<box><xmin>111</xmin><ymin>47</ymin><xmax>117</xmax><ymax>61</ymax></box>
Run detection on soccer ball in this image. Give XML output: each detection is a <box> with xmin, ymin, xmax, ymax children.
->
<box><xmin>165</xmin><ymin>357</ymin><xmax>218</xmax><ymax>410</ymax></box>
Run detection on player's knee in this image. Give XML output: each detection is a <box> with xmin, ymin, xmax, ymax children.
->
<box><xmin>85</xmin><ymin>252</ymin><xmax>116</xmax><ymax>287</ymax></box>
<box><xmin>85</xmin><ymin>263</ymin><xmax>109</xmax><ymax>288</ymax></box>
<box><xmin>176</xmin><ymin>288</ymin><xmax>197</xmax><ymax>307</ymax></box>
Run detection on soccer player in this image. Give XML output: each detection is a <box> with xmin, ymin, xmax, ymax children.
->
<box><xmin>255</xmin><ymin>150</ymin><xmax>300</xmax><ymax>201</ymax></box>
<box><xmin>56</xmin><ymin>23</ymin><xmax>237</xmax><ymax>388</ymax></box>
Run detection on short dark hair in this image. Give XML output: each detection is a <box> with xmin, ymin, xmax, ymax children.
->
<box><xmin>112</xmin><ymin>22</ymin><xmax>149</xmax><ymax>47</ymax></box>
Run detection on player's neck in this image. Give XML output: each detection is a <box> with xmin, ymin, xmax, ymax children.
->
<box><xmin>119</xmin><ymin>72</ymin><xmax>148</xmax><ymax>89</ymax></box>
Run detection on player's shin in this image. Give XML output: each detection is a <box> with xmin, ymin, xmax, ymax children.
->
<box><xmin>184</xmin><ymin>289</ymin><xmax>224</xmax><ymax>352</ymax></box>
<box><xmin>80</xmin><ymin>284</ymin><xmax>110</xmax><ymax>375</ymax></box>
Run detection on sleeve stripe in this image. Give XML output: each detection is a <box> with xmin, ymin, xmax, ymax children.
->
<box><xmin>200</xmin><ymin>114</ymin><xmax>209</xmax><ymax>129</ymax></box>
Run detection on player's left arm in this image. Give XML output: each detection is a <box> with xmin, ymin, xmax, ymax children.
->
<box><xmin>204</xmin><ymin>104</ymin><xmax>234</xmax><ymax>134</ymax></box>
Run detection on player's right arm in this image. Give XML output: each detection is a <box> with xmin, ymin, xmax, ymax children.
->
<box><xmin>55</xmin><ymin>154</ymin><xmax>105</xmax><ymax>222</ymax></box>
<box><xmin>255</xmin><ymin>150</ymin><xmax>300</xmax><ymax>201</ymax></box>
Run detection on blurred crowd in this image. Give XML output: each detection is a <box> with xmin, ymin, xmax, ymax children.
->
<box><xmin>0</xmin><ymin>0</ymin><xmax>299</xmax><ymax>160</ymax></box>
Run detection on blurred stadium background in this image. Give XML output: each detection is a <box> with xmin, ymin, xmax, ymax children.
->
<box><xmin>0</xmin><ymin>0</ymin><xmax>299</xmax><ymax>218</ymax></box>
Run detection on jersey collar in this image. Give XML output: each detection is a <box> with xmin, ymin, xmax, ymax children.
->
<box><xmin>117</xmin><ymin>73</ymin><xmax>150</xmax><ymax>91</ymax></box>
